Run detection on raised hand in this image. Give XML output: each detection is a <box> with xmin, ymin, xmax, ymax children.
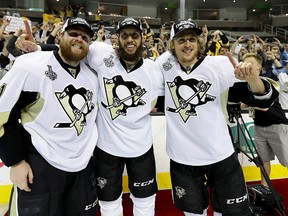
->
<box><xmin>228</xmin><ymin>52</ymin><xmax>265</xmax><ymax>94</ymax></box>
<box><xmin>15</xmin><ymin>20</ymin><xmax>38</xmax><ymax>53</ymax></box>
<box><xmin>227</xmin><ymin>52</ymin><xmax>258</xmax><ymax>81</ymax></box>
<box><xmin>23</xmin><ymin>20</ymin><xmax>34</xmax><ymax>41</ymax></box>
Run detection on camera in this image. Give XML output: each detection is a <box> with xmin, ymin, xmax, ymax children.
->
<box><xmin>227</xmin><ymin>103</ymin><xmax>241</xmax><ymax>123</ymax></box>
<box><xmin>227</xmin><ymin>103</ymin><xmax>241</xmax><ymax>114</ymax></box>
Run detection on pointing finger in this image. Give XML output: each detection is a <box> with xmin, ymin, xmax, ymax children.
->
<box><xmin>23</xmin><ymin>20</ymin><xmax>34</xmax><ymax>41</ymax></box>
<box><xmin>227</xmin><ymin>52</ymin><xmax>237</xmax><ymax>69</ymax></box>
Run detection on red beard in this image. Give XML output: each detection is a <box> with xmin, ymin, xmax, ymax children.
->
<box><xmin>59</xmin><ymin>39</ymin><xmax>89</xmax><ymax>62</ymax></box>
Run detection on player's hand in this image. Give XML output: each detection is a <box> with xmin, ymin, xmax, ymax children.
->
<box><xmin>227</xmin><ymin>52</ymin><xmax>258</xmax><ymax>81</ymax></box>
<box><xmin>228</xmin><ymin>52</ymin><xmax>244</xmax><ymax>80</ymax></box>
<box><xmin>10</xmin><ymin>160</ymin><xmax>34</xmax><ymax>192</ymax></box>
<box><xmin>228</xmin><ymin>52</ymin><xmax>265</xmax><ymax>94</ymax></box>
<box><xmin>15</xmin><ymin>20</ymin><xmax>37</xmax><ymax>53</ymax></box>
<box><xmin>23</xmin><ymin>20</ymin><xmax>34</xmax><ymax>41</ymax></box>
<box><xmin>15</xmin><ymin>33</ymin><xmax>38</xmax><ymax>53</ymax></box>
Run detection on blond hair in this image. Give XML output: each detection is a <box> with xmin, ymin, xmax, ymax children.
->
<box><xmin>167</xmin><ymin>31</ymin><xmax>205</xmax><ymax>58</ymax></box>
<box><xmin>242</xmin><ymin>53</ymin><xmax>263</xmax><ymax>66</ymax></box>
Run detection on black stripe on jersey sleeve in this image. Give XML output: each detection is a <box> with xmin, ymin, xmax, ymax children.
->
<box><xmin>0</xmin><ymin>91</ymin><xmax>38</xmax><ymax>167</ymax></box>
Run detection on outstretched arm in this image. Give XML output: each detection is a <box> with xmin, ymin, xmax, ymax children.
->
<box><xmin>227</xmin><ymin>53</ymin><xmax>279</xmax><ymax>110</ymax></box>
<box><xmin>228</xmin><ymin>53</ymin><xmax>265</xmax><ymax>94</ymax></box>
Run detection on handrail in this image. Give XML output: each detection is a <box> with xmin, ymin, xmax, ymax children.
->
<box><xmin>275</xmin><ymin>27</ymin><xmax>288</xmax><ymax>40</ymax></box>
<box><xmin>264</xmin><ymin>24</ymin><xmax>274</xmax><ymax>35</ymax></box>
<box><xmin>263</xmin><ymin>24</ymin><xmax>288</xmax><ymax>41</ymax></box>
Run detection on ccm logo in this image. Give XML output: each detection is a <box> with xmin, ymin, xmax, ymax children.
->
<box><xmin>226</xmin><ymin>194</ymin><xmax>248</xmax><ymax>204</ymax></box>
<box><xmin>133</xmin><ymin>179</ymin><xmax>154</xmax><ymax>187</ymax></box>
<box><xmin>85</xmin><ymin>199</ymin><xmax>98</xmax><ymax>210</ymax></box>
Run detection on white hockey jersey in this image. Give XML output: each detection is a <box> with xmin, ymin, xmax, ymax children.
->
<box><xmin>0</xmin><ymin>50</ymin><xmax>99</xmax><ymax>172</ymax></box>
<box><xmin>156</xmin><ymin>52</ymin><xmax>238</xmax><ymax>166</ymax></box>
<box><xmin>87</xmin><ymin>41</ymin><xmax>163</xmax><ymax>157</ymax></box>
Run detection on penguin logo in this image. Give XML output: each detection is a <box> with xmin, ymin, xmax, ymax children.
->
<box><xmin>54</xmin><ymin>84</ymin><xmax>95</xmax><ymax>135</ymax></box>
<box><xmin>167</xmin><ymin>76</ymin><xmax>216</xmax><ymax>122</ymax></box>
<box><xmin>97</xmin><ymin>177</ymin><xmax>108</xmax><ymax>189</ymax></box>
<box><xmin>175</xmin><ymin>186</ymin><xmax>186</xmax><ymax>199</ymax></box>
<box><xmin>101</xmin><ymin>75</ymin><xmax>146</xmax><ymax>120</ymax></box>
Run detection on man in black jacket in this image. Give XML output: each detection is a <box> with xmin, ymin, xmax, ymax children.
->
<box><xmin>228</xmin><ymin>52</ymin><xmax>287</xmax><ymax>187</ymax></box>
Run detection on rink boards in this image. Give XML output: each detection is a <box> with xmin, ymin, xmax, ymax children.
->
<box><xmin>1</xmin><ymin>113</ymin><xmax>288</xmax><ymax>204</ymax></box>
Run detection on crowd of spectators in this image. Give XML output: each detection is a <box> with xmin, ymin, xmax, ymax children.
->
<box><xmin>1</xmin><ymin>10</ymin><xmax>288</xmax><ymax>216</ymax></box>
<box><xmin>0</xmin><ymin>13</ymin><xmax>288</xmax><ymax>109</ymax></box>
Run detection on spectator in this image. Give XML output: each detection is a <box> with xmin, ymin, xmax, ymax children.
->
<box><xmin>155</xmin><ymin>42</ymin><xmax>165</xmax><ymax>56</ymax></box>
<box><xmin>142</xmin><ymin>19</ymin><xmax>154</xmax><ymax>40</ymax></box>
<box><xmin>46</xmin><ymin>21</ymin><xmax>65</xmax><ymax>44</ymax></box>
<box><xmin>262</xmin><ymin>43</ymin><xmax>283</xmax><ymax>81</ymax></box>
<box><xmin>0</xmin><ymin>17</ymin><xmax>10</xmax><ymax>40</ymax></box>
<box><xmin>278</xmin><ymin>72</ymin><xmax>288</xmax><ymax>109</ymax></box>
<box><xmin>108</xmin><ymin>33</ymin><xmax>119</xmax><ymax>49</ymax></box>
<box><xmin>6</xmin><ymin>26</ymin><xmax>27</xmax><ymax>57</ymax></box>
<box><xmin>0</xmin><ymin>35</ymin><xmax>14</xmax><ymax>78</ymax></box>
<box><xmin>206</xmin><ymin>29</ymin><xmax>230</xmax><ymax>56</ymax></box>
<box><xmin>65</xmin><ymin>5</ymin><xmax>74</xmax><ymax>18</ymax></box>
<box><xmin>229</xmin><ymin>53</ymin><xmax>287</xmax><ymax>188</ymax></box>
<box><xmin>95</xmin><ymin>28</ymin><xmax>105</xmax><ymax>42</ymax></box>
<box><xmin>159</xmin><ymin>21</ymin><xmax>172</xmax><ymax>48</ymax></box>
<box><xmin>218</xmin><ymin>45</ymin><xmax>230</xmax><ymax>56</ymax></box>
<box><xmin>0</xmin><ymin>17</ymin><xmax>12</xmax><ymax>76</ymax></box>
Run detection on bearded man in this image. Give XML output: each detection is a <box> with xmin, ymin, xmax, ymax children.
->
<box><xmin>87</xmin><ymin>17</ymin><xmax>163</xmax><ymax>216</ymax></box>
<box><xmin>0</xmin><ymin>17</ymin><xmax>99</xmax><ymax>216</ymax></box>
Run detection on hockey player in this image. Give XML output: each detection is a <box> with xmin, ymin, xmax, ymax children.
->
<box><xmin>0</xmin><ymin>17</ymin><xmax>99</xmax><ymax>216</ymax></box>
<box><xmin>156</xmin><ymin>20</ymin><xmax>279</xmax><ymax>216</ymax></box>
<box><xmin>87</xmin><ymin>17</ymin><xmax>163</xmax><ymax>216</ymax></box>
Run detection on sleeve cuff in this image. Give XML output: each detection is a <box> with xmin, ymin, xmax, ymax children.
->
<box><xmin>252</xmin><ymin>78</ymin><xmax>272</xmax><ymax>100</ymax></box>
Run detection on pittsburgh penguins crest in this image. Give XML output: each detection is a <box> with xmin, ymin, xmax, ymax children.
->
<box><xmin>97</xmin><ymin>177</ymin><xmax>108</xmax><ymax>189</ymax></box>
<box><xmin>54</xmin><ymin>84</ymin><xmax>95</xmax><ymax>135</ymax></box>
<box><xmin>101</xmin><ymin>75</ymin><xmax>146</xmax><ymax>120</ymax></box>
<box><xmin>175</xmin><ymin>186</ymin><xmax>186</xmax><ymax>199</ymax></box>
<box><xmin>167</xmin><ymin>76</ymin><xmax>216</xmax><ymax>122</ymax></box>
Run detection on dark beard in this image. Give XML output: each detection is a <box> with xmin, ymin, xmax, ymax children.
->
<box><xmin>117</xmin><ymin>43</ymin><xmax>143</xmax><ymax>62</ymax></box>
<box><xmin>59</xmin><ymin>39</ymin><xmax>88</xmax><ymax>62</ymax></box>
